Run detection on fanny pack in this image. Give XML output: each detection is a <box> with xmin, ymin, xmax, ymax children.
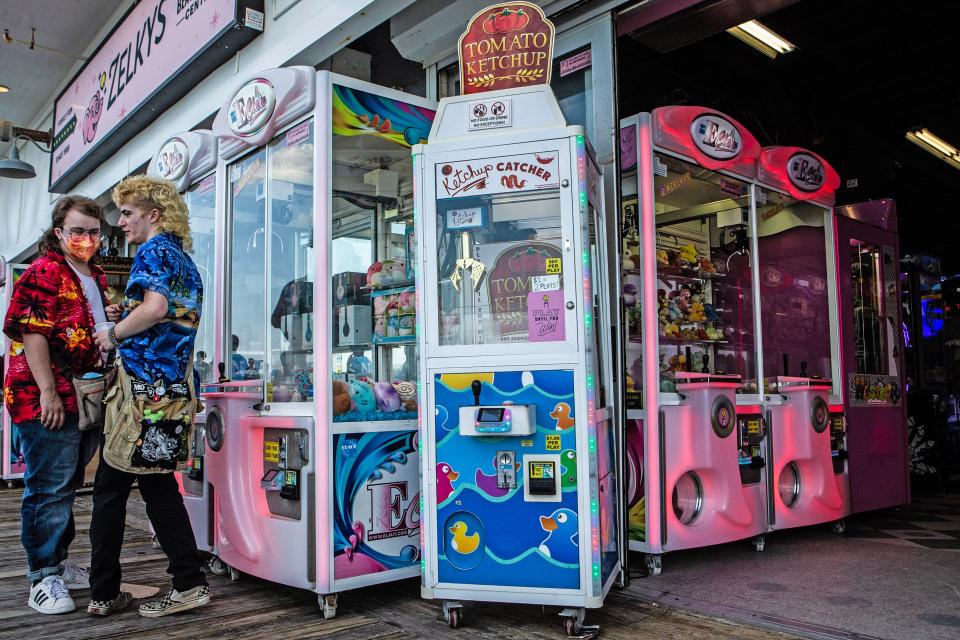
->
<box><xmin>72</xmin><ymin>369</ymin><xmax>113</xmax><ymax>432</ymax></box>
<box><xmin>101</xmin><ymin>355</ymin><xmax>197</xmax><ymax>474</ymax></box>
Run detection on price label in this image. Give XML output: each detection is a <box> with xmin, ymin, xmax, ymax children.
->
<box><xmin>531</xmin><ymin>274</ymin><xmax>560</xmax><ymax>292</ymax></box>
<box><xmin>263</xmin><ymin>441</ymin><xmax>279</xmax><ymax>463</ymax></box>
<box><xmin>545</xmin><ymin>434</ymin><xmax>561</xmax><ymax>451</ymax></box>
<box><xmin>545</xmin><ymin>258</ymin><xmax>562</xmax><ymax>274</ymax></box>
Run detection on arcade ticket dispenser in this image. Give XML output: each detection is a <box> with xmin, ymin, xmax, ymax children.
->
<box><xmin>203</xmin><ymin>66</ymin><xmax>435</xmax><ymax>618</ymax></box>
<box><xmin>415</xmin><ymin>86</ymin><xmax>621</xmax><ymax>635</ymax></box>
<box><xmin>755</xmin><ymin>147</ymin><xmax>850</xmax><ymax>534</ymax></box>
<box><xmin>147</xmin><ymin>129</ymin><xmax>219</xmax><ymax>551</ymax></box>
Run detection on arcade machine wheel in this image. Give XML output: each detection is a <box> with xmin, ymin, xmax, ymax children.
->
<box><xmin>207</xmin><ymin>556</ymin><xmax>229</xmax><ymax>575</ymax></box>
<box><xmin>560</xmin><ymin>608</ymin><xmax>584</xmax><ymax>635</ymax></box>
<box><xmin>229</xmin><ymin>566</ymin><xmax>241</xmax><ymax>581</ymax></box>
<box><xmin>319</xmin><ymin>594</ymin><xmax>338</xmax><ymax>619</ymax></box>
<box><xmin>644</xmin><ymin>554</ymin><xmax>662</xmax><ymax>576</ymax></box>
<box><xmin>831</xmin><ymin>519</ymin><xmax>847</xmax><ymax>535</ymax></box>
<box><xmin>442</xmin><ymin>600</ymin><xmax>463</xmax><ymax>628</ymax></box>
<box><xmin>752</xmin><ymin>535</ymin><xmax>766</xmax><ymax>552</ymax></box>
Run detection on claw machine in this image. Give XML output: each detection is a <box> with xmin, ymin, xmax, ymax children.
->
<box><xmin>203</xmin><ymin>66</ymin><xmax>435</xmax><ymax>617</ymax></box>
<box><xmin>619</xmin><ymin>108</ymin><xmax>768</xmax><ymax>574</ymax></box>
<box><xmin>2</xmin><ymin>260</ymin><xmax>29</xmax><ymax>483</ymax></box>
<box><xmin>415</xmin><ymin>84</ymin><xmax>621</xmax><ymax>634</ymax></box>
<box><xmin>146</xmin><ymin>129</ymin><xmax>219</xmax><ymax>550</ymax></box>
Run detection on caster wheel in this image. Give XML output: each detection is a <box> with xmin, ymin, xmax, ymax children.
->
<box><xmin>320</xmin><ymin>594</ymin><xmax>338</xmax><ymax>619</ymax></box>
<box><xmin>564</xmin><ymin>616</ymin><xmax>581</xmax><ymax>636</ymax></box>
<box><xmin>229</xmin><ymin>567</ymin><xmax>241</xmax><ymax>581</ymax></box>
<box><xmin>6</xmin><ymin>481</ymin><xmax>14</xmax><ymax>489</ymax></box>
<box><xmin>753</xmin><ymin>535</ymin><xmax>765</xmax><ymax>552</ymax></box>
<box><xmin>560</xmin><ymin>607</ymin><xmax>585</xmax><ymax>636</ymax></box>
<box><xmin>442</xmin><ymin>601</ymin><xmax>463</xmax><ymax>628</ymax></box>
<box><xmin>207</xmin><ymin>557</ymin><xmax>228</xmax><ymax>575</ymax></box>
<box><xmin>831</xmin><ymin>520</ymin><xmax>846</xmax><ymax>535</ymax></box>
<box><xmin>645</xmin><ymin>554</ymin><xmax>662</xmax><ymax>576</ymax></box>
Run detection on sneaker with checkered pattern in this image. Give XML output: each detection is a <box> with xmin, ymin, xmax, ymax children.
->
<box><xmin>87</xmin><ymin>591</ymin><xmax>133</xmax><ymax>616</ymax></box>
<box><xmin>139</xmin><ymin>585</ymin><xmax>211</xmax><ymax>617</ymax></box>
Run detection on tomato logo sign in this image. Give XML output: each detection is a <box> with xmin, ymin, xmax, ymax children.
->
<box><xmin>459</xmin><ymin>2</ymin><xmax>555</xmax><ymax>95</ymax></box>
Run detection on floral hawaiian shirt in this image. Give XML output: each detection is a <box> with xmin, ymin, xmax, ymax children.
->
<box><xmin>118</xmin><ymin>233</ymin><xmax>202</xmax><ymax>386</ymax></box>
<box><xmin>3</xmin><ymin>251</ymin><xmax>106</xmax><ymax>424</ymax></box>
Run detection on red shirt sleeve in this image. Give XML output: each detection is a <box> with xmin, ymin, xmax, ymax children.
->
<box><xmin>2</xmin><ymin>259</ymin><xmax>61</xmax><ymax>343</ymax></box>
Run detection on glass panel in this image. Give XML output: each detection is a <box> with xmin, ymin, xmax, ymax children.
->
<box><xmin>756</xmin><ymin>189</ymin><xmax>835</xmax><ymax>384</ymax></box>
<box><xmin>552</xmin><ymin>46</ymin><xmax>594</xmax><ymax>143</ymax></box>
<box><xmin>435</xmin><ymin>191</ymin><xmax>564</xmax><ymax>347</ymax></box>
<box><xmin>330</xmin><ymin>84</ymin><xmax>433</xmax><ymax>421</ymax></box>
<box><xmin>268</xmin><ymin>120</ymin><xmax>315</xmax><ymax>402</ymax></box>
<box><xmin>228</xmin><ymin>150</ymin><xmax>267</xmax><ymax>382</ymax></box>
<box><xmin>654</xmin><ymin>155</ymin><xmax>756</xmax><ymax>392</ymax></box>
<box><xmin>849</xmin><ymin>240</ymin><xmax>889</xmax><ymax>375</ymax></box>
<box><xmin>185</xmin><ymin>174</ymin><xmax>217</xmax><ymax>384</ymax></box>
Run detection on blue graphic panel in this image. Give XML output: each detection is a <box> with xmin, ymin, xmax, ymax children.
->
<box><xmin>434</xmin><ymin>370</ymin><xmax>580</xmax><ymax>589</ymax></box>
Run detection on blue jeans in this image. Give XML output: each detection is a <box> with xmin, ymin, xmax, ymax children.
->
<box><xmin>15</xmin><ymin>416</ymin><xmax>81</xmax><ymax>582</ymax></box>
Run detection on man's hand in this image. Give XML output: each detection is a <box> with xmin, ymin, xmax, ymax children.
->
<box><xmin>95</xmin><ymin>329</ymin><xmax>116</xmax><ymax>351</ymax></box>
<box><xmin>39</xmin><ymin>388</ymin><xmax>66</xmax><ymax>430</ymax></box>
<box><xmin>105</xmin><ymin>304</ymin><xmax>123</xmax><ymax>322</ymax></box>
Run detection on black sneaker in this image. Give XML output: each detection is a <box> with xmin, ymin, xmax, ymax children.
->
<box><xmin>139</xmin><ymin>586</ymin><xmax>211</xmax><ymax>617</ymax></box>
<box><xmin>87</xmin><ymin>591</ymin><xmax>133</xmax><ymax>616</ymax></box>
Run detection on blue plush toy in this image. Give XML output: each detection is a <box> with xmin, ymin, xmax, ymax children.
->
<box><xmin>704</xmin><ymin>303</ymin><xmax>719</xmax><ymax>321</ymax></box>
<box><xmin>350</xmin><ymin>379</ymin><xmax>377</xmax><ymax>413</ymax></box>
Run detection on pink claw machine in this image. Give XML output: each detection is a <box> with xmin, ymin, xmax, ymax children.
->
<box><xmin>203</xmin><ymin>66</ymin><xmax>434</xmax><ymax>617</ymax></box>
<box><xmin>755</xmin><ymin>146</ymin><xmax>850</xmax><ymax>535</ymax></box>
<box><xmin>619</xmin><ymin>107</ymin><xmax>769</xmax><ymax>574</ymax></box>
<box><xmin>146</xmin><ymin>129</ymin><xmax>220</xmax><ymax>550</ymax></box>
<box><xmin>2</xmin><ymin>260</ymin><xmax>29</xmax><ymax>484</ymax></box>
<box><xmin>834</xmin><ymin>199</ymin><xmax>909</xmax><ymax>513</ymax></box>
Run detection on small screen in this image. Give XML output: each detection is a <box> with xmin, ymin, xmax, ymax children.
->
<box><xmin>477</xmin><ymin>407</ymin><xmax>505</xmax><ymax>423</ymax></box>
<box><xmin>262</xmin><ymin>468</ymin><xmax>280</xmax><ymax>482</ymax></box>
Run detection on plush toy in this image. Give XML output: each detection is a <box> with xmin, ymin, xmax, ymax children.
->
<box><xmin>667</xmin><ymin>296</ymin><xmax>683</xmax><ymax>322</ymax></box>
<box><xmin>679</xmin><ymin>244</ymin><xmax>698</xmax><ymax>267</ymax></box>
<box><xmin>706</xmin><ymin>326</ymin><xmax>724</xmax><ymax>341</ymax></box>
<box><xmin>386</xmin><ymin>299</ymin><xmax>400</xmax><ymax>337</ymax></box>
<box><xmin>332</xmin><ymin>380</ymin><xmax>352</xmax><ymax>415</ymax></box>
<box><xmin>622</xmin><ymin>246</ymin><xmax>638</xmax><ymax>271</ymax></box>
<box><xmin>392</xmin><ymin>380</ymin><xmax>417</xmax><ymax>411</ymax></box>
<box><xmin>398</xmin><ymin>290</ymin><xmax>416</xmax><ymax>314</ymax></box>
<box><xmin>656</xmin><ymin>248</ymin><xmax>669</xmax><ymax>267</ymax></box>
<box><xmin>704</xmin><ymin>304</ymin><xmax>719</xmax><ymax>321</ymax></box>
<box><xmin>623</xmin><ymin>282</ymin><xmax>638</xmax><ymax>307</ymax></box>
<box><xmin>664</xmin><ymin>322</ymin><xmax>680</xmax><ymax>338</ymax></box>
<box><xmin>350</xmin><ymin>379</ymin><xmax>377</xmax><ymax>413</ymax></box>
<box><xmin>399</xmin><ymin>313</ymin><xmax>414</xmax><ymax>337</ymax></box>
<box><xmin>379</xmin><ymin>260</ymin><xmax>396</xmax><ymax>285</ymax></box>
<box><xmin>699</xmin><ymin>256</ymin><xmax>716</xmax><ymax>273</ymax></box>
<box><xmin>689</xmin><ymin>300</ymin><xmax>706</xmax><ymax>322</ymax></box>
<box><xmin>389</xmin><ymin>259</ymin><xmax>406</xmax><ymax>283</ymax></box>
<box><xmin>373</xmin><ymin>381</ymin><xmax>402</xmax><ymax>412</ymax></box>
<box><xmin>677</xmin><ymin>286</ymin><xmax>692</xmax><ymax>313</ymax></box>
<box><xmin>367</xmin><ymin>262</ymin><xmax>383</xmax><ymax>287</ymax></box>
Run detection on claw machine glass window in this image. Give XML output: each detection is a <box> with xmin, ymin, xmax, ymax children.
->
<box><xmin>755</xmin><ymin>188</ymin><xmax>837</xmax><ymax>390</ymax></box>
<box><xmin>653</xmin><ymin>155</ymin><xmax>756</xmax><ymax>393</ymax></box>
<box><xmin>185</xmin><ymin>174</ymin><xmax>217</xmax><ymax>383</ymax></box>
<box><xmin>848</xmin><ymin>241</ymin><xmax>899</xmax><ymax>378</ymax></box>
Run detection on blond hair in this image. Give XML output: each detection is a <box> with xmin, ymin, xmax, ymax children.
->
<box><xmin>112</xmin><ymin>175</ymin><xmax>193</xmax><ymax>251</ymax></box>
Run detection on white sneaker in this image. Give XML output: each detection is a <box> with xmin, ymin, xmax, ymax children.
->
<box><xmin>28</xmin><ymin>576</ymin><xmax>76</xmax><ymax>614</ymax></box>
<box><xmin>61</xmin><ymin>561</ymin><xmax>90</xmax><ymax>590</ymax></box>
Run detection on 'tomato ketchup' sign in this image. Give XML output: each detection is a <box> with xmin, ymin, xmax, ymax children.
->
<box><xmin>458</xmin><ymin>2</ymin><xmax>555</xmax><ymax>95</ymax></box>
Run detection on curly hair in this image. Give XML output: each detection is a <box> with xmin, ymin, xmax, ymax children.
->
<box><xmin>112</xmin><ymin>175</ymin><xmax>193</xmax><ymax>251</ymax></box>
<box><xmin>38</xmin><ymin>195</ymin><xmax>104</xmax><ymax>256</ymax></box>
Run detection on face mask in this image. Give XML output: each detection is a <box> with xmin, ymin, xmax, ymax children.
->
<box><xmin>57</xmin><ymin>230</ymin><xmax>101</xmax><ymax>262</ymax></box>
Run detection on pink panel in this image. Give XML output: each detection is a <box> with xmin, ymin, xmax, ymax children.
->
<box><xmin>758</xmin><ymin>146</ymin><xmax>840</xmax><ymax>206</ymax></box>
<box><xmin>651</xmin><ymin>106</ymin><xmax>761</xmax><ymax>176</ymax></box>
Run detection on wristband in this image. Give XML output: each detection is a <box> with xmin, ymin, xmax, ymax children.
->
<box><xmin>108</xmin><ymin>325</ymin><xmax>119</xmax><ymax>347</ymax></box>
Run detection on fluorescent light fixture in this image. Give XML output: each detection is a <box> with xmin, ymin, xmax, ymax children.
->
<box><xmin>727</xmin><ymin>20</ymin><xmax>796</xmax><ymax>59</ymax></box>
<box><xmin>0</xmin><ymin>85</ymin><xmax>10</xmax><ymax>93</ymax></box>
<box><xmin>906</xmin><ymin>128</ymin><xmax>960</xmax><ymax>170</ymax></box>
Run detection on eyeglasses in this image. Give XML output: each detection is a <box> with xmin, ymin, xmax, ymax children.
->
<box><xmin>63</xmin><ymin>228</ymin><xmax>104</xmax><ymax>240</ymax></box>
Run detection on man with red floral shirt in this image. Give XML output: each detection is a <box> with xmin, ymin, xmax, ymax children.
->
<box><xmin>3</xmin><ymin>196</ymin><xmax>107</xmax><ymax>615</ymax></box>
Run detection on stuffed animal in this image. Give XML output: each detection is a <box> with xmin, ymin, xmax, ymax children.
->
<box><xmin>622</xmin><ymin>246</ymin><xmax>638</xmax><ymax>271</ymax></box>
<box><xmin>350</xmin><ymin>379</ymin><xmax>377</xmax><ymax>413</ymax></box>
<box><xmin>367</xmin><ymin>262</ymin><xmax>383</xmax><ymax>287</ymax></box>
<box><xmin>667</xmin><ymin>296</ymin><xmax>682</xmax><ymax>322</ymax></box>
<box><xmin>679</xmin><ymin>244</ymin><xmax>698</xmax><ymax>267</ymax></box>
<box><xmin>706</xmin><ymin>326</ymin><xmax>724</xmax><ymax>341</ymax></box>
<box><xmin>332</xmin><ymin>380</ymin><xmax>352</xmax><ymax>415</ymax></box>
<box><xmin>399</xmin><ymin>313</ymin><xmax>414</xmax><ymax>337</ymax></box>
<box><xmin>699</xmin><ymin>256</ymin><xmax>716</xmax><ymax>273</ymax></box>
<box><xmin>398</xmin><ymin>290</ymin><xmax>416</xmax><ymax>314</ymax></box>
<box><xmin>389</xmin><ymin>259</ymin><xmax>407</xmax><ymax>283</ymax></box>
<box><xmin>664</xmin><ymin>322</ymin><xmax>680</xmax><ymax>338</ymax></box>
<box><xmin>373</xmin><ymin>381</ymin><xmax>402</xmax><ymax>412</ymax></box>
<box><xmin>689</xmin><ymin>300</ymin><xmax>706</xmax><ymax>322</ymax></box>
<box><xmin>704</xmin><ymin>304</ymin><xmax>719</xmax><ymax>321</ymax></box>
<box><xmin>656</xmin><ymin>248</ymin><xmax>669</xmax><ymax>267</ymax></box>
<box><xmin>386</xmin><ymin>299</ymin><xmax>400</xmax><ymax>337</ymax></box>
<box><xmin>379</xmin><ymin>260</ymin><xmax>396</xmax><ymax>285</ymax></box>
<box><xmin>392</xmin><ymin>380</ymin><xmax>417</xmax><ymax>411</ymax></box>
<box><xmin>623</xmin><ymin>282</ymin><xmax>638</xmax><ymax>307</ymax></box>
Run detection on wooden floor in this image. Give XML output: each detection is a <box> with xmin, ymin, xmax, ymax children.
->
<box><xmin>0</xmin><ymin>485</ymin><xmax>798</xmax><ymax>640</ymax></box>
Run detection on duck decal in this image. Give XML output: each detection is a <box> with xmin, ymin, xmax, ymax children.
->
<box><xmin>550</xmin><ymin>402</ymin><xmax>575</xmax><ymax>430</ymax></box>
<box><xmin>560</xmin><ymin>449</ymin><xmax>578</xmax><ymax>489</ymax></box>
<box><xmin>436</xmin><ymin>462</ymin><xmax>459</xmax><ymax>503</ymax></box>
<box><xmin>538</xmin><ymin>508</ymin><xmax>579</xmax><ymax>564</ymax></box>
<box><xmin>448</xmin><ymin>521</ymin><xmax>481</xmax><ymax>555</ymax></box>
<box><xmin>475</xmin><ymin>455</ymin><xmax>520</xmax><ymax>497</ymax></box>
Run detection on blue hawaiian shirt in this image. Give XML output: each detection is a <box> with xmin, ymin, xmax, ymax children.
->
<box><xmin>119</xmin><ymin>233</ymin><xmax>203</xmax><ymax>386</ymax></box>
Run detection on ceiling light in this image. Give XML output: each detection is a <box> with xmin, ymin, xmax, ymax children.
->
<box><xmin>727</xmin><ymin>20</ymin><xmax>796</xmax><ymax>59</ymax></box>
<box><xmin>906</xmin><ymin>128</ymin><xmax>960</xmax><ymax>170</ymax></box>
<box><xmin>0</xmin><ymin>144</ymin><xmax>37</xmax><ymax>179</ymax></box>
<box><xmin>0</xmin><ymin>85</ymin><xmax>9</xmax><ymax>93</ymax></box>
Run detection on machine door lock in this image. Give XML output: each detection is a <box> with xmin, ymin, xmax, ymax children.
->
<box><xmin>496</xmin><ymin>450</ymin><xmax>517</xmax><ymax>490</ymax></box>
<box><xmin>565</xmin><ymin>301</ymin><xmax>575</xmax><ymax>310</ymax></box>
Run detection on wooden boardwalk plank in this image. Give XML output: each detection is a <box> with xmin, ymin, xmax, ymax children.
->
<box><xmin>0</xmin><ymin>485</ymin><xmax>798</xmax><ymax>640</ymax></box>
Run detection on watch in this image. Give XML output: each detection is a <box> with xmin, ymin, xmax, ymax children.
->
<box><xmin>107</xmin><ymin>326</ymin><xmax>119</xmax><ymax>347</ymax></box>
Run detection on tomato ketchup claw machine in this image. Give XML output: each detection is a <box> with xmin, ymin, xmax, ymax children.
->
<box><xmin>619</xmin><ymin>108</ymin><xmax>770</xmax><ymax>575</ymax></box>
<box><xmin>146</xmin><ymin>129</ymin><xmax>220</xmax><ymax>552</ymax></box>
<box><xmin>415</xmin><ymin>85</ymin><xmax>621</xmax><ymax>635</ymax></box>
<box><xmin>202</xmin><ymin>66</ymin><xmax>435</xmax><ymax>617</ymax></box>
<box><xmin>755</xmin><ymin>146</ymin><xmax>850</xmax><ymax>535</ymax></box>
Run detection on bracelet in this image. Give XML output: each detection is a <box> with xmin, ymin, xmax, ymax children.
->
<box><xmin>107</xmin><ymin>326</ymin><xmax>119</xmax><ymax>347</ymax></box>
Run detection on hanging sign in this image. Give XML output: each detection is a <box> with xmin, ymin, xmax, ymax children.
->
<box><xmin>787</xmin><ymin>152</ymin><xmax>826</xmax><ymax>192</ymax></box>
<box><xmin>690</xmin><ymin>113</ymin><xmax>742</xmax><ymax>160</ymax></box>
<box><xmin>758</xmin><ymin>146</ymin><xmax>841</xmax><ymax>205</ymax></box>
<box><xmin>458</xmin><ymin>2</ymin><xmax>555</xmax><ymax>95</ymax></box>
<box><xmin>652</xmin><ymin>106</ymin><xmax>761</xmax><ymax>175</ymax></box>
<box><xmin>437</xmin><ymin>150</ymin><xmax>559</xmax><ymax>199</ymax></box>
<box><xmin>50</xmin><ymin>0</ymin><xmax>264</xmax><ymax>193</ymax></box>
<box><xmin>154</xmin><ymin>137</ymin><xmax>188</xmax><ymax>182</ymax></box>
<box><xmin>227</xmin><ymin>78</ymin><xmax>277</xmax><ymax>136</ymax></box>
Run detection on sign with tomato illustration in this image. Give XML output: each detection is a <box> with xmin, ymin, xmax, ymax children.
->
<box><xmin>481</xmin><ymin>243</ymin><xmax>564</xmax><ymax>341</ymax></box>
<box><xmin>458</xmin><ymin>2</ymin><xmax>555</xmax><ymax>95</ymax></box>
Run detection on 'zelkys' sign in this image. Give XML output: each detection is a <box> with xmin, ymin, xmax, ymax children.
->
<box><xmin>50</xmin><ymin>0</ymin><xmax>264</xmax><ymax>193</ymax></box>
<box><xmin>458</xmin><ymin>2</ymin><xmax>555</xmax><ymax>95</ymax></box>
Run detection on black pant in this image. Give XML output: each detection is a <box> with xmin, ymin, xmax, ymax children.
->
<box><xmin>89</xmin><ymin>453</ymin><xmax>207</xmax><ymax>600</ymax></box>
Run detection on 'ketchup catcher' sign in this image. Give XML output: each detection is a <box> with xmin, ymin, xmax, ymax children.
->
<box><xmin>437</xmin><ymin>150</ymin><xmax>559</xmax><ymax>199</ymax></box>
<box><xmin>458</xmin><ymin>2</ymin><xmax>555</xmax><ymax>95</ymax></box>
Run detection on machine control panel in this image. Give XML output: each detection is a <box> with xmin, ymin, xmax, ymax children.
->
<box><xmin>458</xmin><ymin>404</ymin><xmax>536</xmax><ymax>436</ymax></box>
<box><xmin>522</xmin><ymin>454</ymin><xmax>561</xmax><ymax>502</ymax></box>
<box><xmin>737</xmin><ymin>411</ymin><xmax>765</xmax><ymax>485</ymax></box>
<box><xmin>829</xmin><ymin>412</ymin><xmax>847</xmax><ymax>473</ymax></box>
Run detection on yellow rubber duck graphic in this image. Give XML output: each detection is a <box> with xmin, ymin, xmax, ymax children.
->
<box><xmin>448</xmin><ymin>521</ymin><xmax>480</xmax><ymax>554</ymax></box>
